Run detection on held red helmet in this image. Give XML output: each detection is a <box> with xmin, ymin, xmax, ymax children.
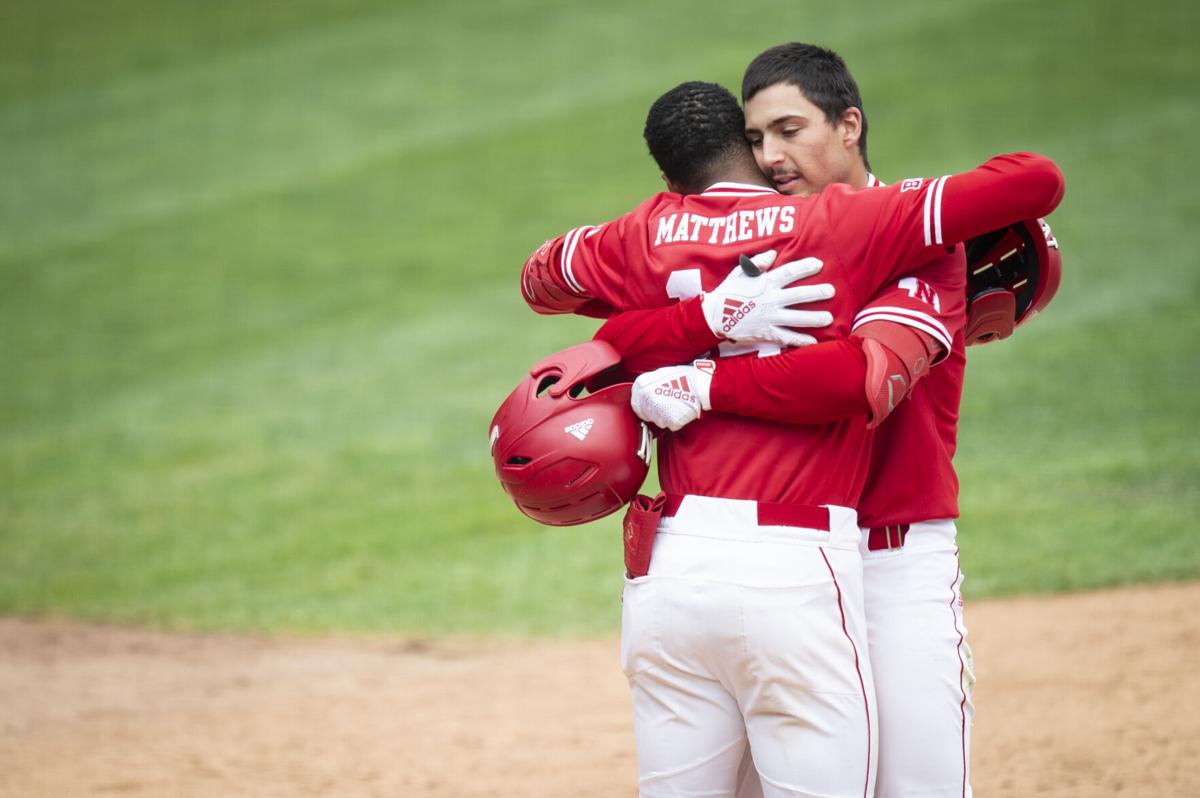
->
<box><xmin>964</xmin><ymin>218</ymin><xmax>1062</xmax><ymax>345</ymax></box>
<box><xmin>489</xmin><ymin>340</ymin><xmax>652</xmax><ymax>526</ymax></box>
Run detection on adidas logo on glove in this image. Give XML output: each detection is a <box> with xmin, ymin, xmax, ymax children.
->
<box><xmin>653</xmin><ymin>376</ymin><xmax>696</xmax><ymax>404</ymax></box>
<box><xmin>721</xmin><ymin>297</ymin><xmax>756</xmax><ymax>333</ymax></box>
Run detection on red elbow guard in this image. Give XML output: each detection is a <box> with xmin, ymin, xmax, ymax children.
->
<box><xmin>855</xmin><ymin>321</ymin><xmax>942</xmax><ymax>429</ymax></box>
<box><xmin>521</xmin><ymin>239</ymin><xmax>589</xmax><ymax>315</ymax></box>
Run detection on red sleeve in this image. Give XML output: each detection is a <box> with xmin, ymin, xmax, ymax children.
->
<box><xmin>519</xmin><ymin>218</ymin><xmax>631</xmax><ymax>315</ymax></box>
<box><xmin>522</xmin><ymin>195</ymin><xmax>681</xmax><ymax>316</ymax></box>
<box><xmin>592</xmin><ymin>297</ymin><xmax>720</xmax><ymax>375</ymax></box>
<box><xmin>938</xmin><ymin>153</ymin><xmax>1065</xmax><ymax>245</ymax></box>
<box><xmin>708</xmin><ymin>340</ymin><xmax>871</xmax><ymax>424</ymax></box>
<box><xmin>850</xmin><ymin>245</ymin><xmax>967</xmax><ymax>362</ymax></box>
<box><xmin>828</xmin><ymin>152</ymin><xmax>1064</xmax><ymax>291</ymax></box>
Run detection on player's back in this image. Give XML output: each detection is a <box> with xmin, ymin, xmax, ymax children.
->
<box><xmin>600</xmin><ymin>183</ymin><xmax>941</xmax><ymax>508</ymax></box>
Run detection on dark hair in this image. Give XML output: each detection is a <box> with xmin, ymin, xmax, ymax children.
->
<box><xmin>643</xmin><ymin>81</ymin><xmax>750</xmax><ymax>193</ymax></box>
<box><xmin>742</xmin><ymin>43</ymin><xmax>870</xmax><ymax>170</ymax></box>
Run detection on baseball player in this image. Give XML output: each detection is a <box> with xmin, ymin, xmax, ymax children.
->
<box><xmin>589</xmin><ymin>44</ymin><xmax>1062</xmax><ymax>797</ymax></box>
<box><xmin>521</xmin><ymin>80</ymin><xmax>1063</xmax><ymax>797</ymax></box>
<box><xmin>743</xmin><ymin>47</ymin><xmax>974</xmax><ymax>798</ymax></box>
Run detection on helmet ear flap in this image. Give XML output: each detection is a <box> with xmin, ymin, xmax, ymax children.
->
<box><xmin>964</xmin><ymin>289</ymin><xmax>1016</xmax><ymax>346</ymax></box>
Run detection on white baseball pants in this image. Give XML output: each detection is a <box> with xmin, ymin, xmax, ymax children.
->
<box><xmin>620</xmin><ymin>496</ymin><xmax>876</xmax><ymax>798</ymax></box>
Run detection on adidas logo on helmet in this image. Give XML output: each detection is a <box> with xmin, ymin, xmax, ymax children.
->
<box><xmin>564</xmin><ymin>418</ymin><xmax>594</xmax><ymax>440</ymax></box>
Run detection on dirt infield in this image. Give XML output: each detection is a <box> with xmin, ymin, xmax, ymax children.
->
<box><xmin>1</xmin><ymin>582</ymin><xmax>1197</xmax><ymax>797</ymax></box>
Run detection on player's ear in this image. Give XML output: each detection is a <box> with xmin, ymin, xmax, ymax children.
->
<box><xmin>839</xmin><ymin>107</ymin><xmax>863</xmax><ymax>151</ymax></box>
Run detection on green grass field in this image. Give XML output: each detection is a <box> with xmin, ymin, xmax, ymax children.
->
<box><xmin>2</xmin><ymin>0</ymin><xmax>1197</xmax><ymax>635</ymax></box>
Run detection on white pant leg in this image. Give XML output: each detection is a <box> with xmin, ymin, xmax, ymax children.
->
<box><xmin>737</xmin><ymin>544</ymin><xmax>876</xmax><ymax>798</ymax></box>
<box><xmin>862</xmin><ymin>520</ymin><xmax>975</xmax><ymax>798</ymax></box>
<box><xmin>623</xmin><ymin>574</ymin><xmax>747</xmax><ymax>797</ymax></box>
<box><xmin>626</xmin><ymin>499</ymin><xmax>875</xmax><ymax>798</ymax></box>
<box><xmin>729</xmin><ymin>544</ymin><xmax>873</xmax><ymax>796</ymax></box>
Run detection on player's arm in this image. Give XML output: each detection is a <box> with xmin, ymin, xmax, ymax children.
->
<box><xmin>632</xmin><ymin>249</ymin><xmax>964</xmax><ymax>431</ymax></box>
<box><xmin>938</xmin><ymin>153</ymin><xmax>1064</xmax><ymax>245</ymax></box>
<box><xmin>520</xmin><ymin>215</ymin><xmax>634</xmax><ymax>317</ymax></box>
<box><xmin>593</xmin><ymin>298</ymin><xmax>717</xmax><ymax>375</ymax></box>
<box><xmin>630</xmin><ymin>332</ymin><xmax>918</xmax><ymax>432</ymax></box>
<box><xmin>849</xmin><ymin>245</ymin><xmax>966</xmax><ymax>425</ymax></box>
<box><xmin>828</xmin><ymin>152</ymin><xmax>1064</xmax><ymax>289</ymax></box>
<box><xmin>713</xmin><ymin>248</ymin><xmax>962</xmax><ymax>428</ymax></box>
<box><xmin>594</xmin><ymin>250</ymin><xmax>833</xmax><ymax>375</ymax></box>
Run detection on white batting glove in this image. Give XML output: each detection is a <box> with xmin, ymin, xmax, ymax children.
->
<box><xmin>631</xmin><ymin>361</ymin><xmax>715</xmax><ymax>432</ymax></box>
<box><xmin>700</xmin><ymin>249</ymin><xmax>835</xmax><ymax>347</ymax></box>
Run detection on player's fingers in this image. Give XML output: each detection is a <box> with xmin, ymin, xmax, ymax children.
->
<box><xmin>767</xmin><ymin>256</ymin><xmax>824</xmax><ymax>284</ymax></box>
<box><xmin>770</xmin><ymin>328</ymin><xmax>818</xmax><ymax>347</ymax></box>
<box><xmin>654</xmin><ymin>402</ymin><xmax>690</xmax><ymax>431</ymax></box>
<box><xmin>768</xmin><ymin>309</ymin><xmax>834</xmax><ymax>328</ymax></box>
<box><xmin>629</xmin><ymin>392</ymin><xmax>649</xmax><ymax>420</ymax></box>
<box><xmin>772</xmin><ymin>283</ymin><xmax>835</xmax><ymax>305</ymax></box>
<box><xmin>634</xmin><ymin>403</ymin><xmax>670</xmax><ymax>430</ymax></box>
<box><xmin>666</xmin><ymin>412</ymin><xmax>692</xmax><ymax>431</ymax></box>
<box><xmin>747</xmin><ymin>249</ymin><xmax>778</xmax><ymax>271</ymax></box>
<box><xmin>630</xmin><ymin>377</ymin><xmax>656</xmax><ymax>414</ymax></box>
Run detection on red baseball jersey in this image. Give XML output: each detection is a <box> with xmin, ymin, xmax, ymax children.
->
<box><xmin>525</xmin><ymin>178</ymin><xmax>971</xmax><ymax>508</ymax></box>
<box><xmin>565</xmin><ymin>153</ymin><xmax>1063</xmax><ymax>522</ymax></box>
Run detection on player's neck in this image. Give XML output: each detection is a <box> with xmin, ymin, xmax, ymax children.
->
<box><xmin>711</xmin><ymin>161</ymin><xmax>774</xmax><ymax>190</ymax></box>
<box><xmin>845</xmin><ymin>161</ymin><xmax>870</xmax><ymax>189</ymax></box>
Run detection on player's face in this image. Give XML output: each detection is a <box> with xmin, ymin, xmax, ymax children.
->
<box><xmin>744</xmin><ymin>83</ymin><xmax>860</xmax><ymax>196</ymax></box>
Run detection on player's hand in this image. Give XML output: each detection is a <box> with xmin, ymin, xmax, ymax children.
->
<box><xmin>700</xmin><ymin>249</ymin><xmax>835</xmax><ymax>347</ymax></box>
<box><xmin>631</xmin><ymin>361</ymin><xmax>715</xmax><ymax>432</ymax></box>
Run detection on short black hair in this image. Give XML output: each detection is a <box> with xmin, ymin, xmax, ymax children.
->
<box><xmin>742</xmin><ymin>43</ymin><xmax>870</xmax><ymax>170</ymax></box>
<box><xmin>644</xmin><ymin>81</ymin><xmax>749</xmax><ymax>194</ymax></box>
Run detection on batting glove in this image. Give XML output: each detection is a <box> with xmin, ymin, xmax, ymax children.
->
<box><xmin>700</xmin><ymin>249</ymin><xmax>835</xmax><ymax>348</ymax></box>
<box><xmin>631</xmin><ymin>360</ymin><xmax>715</xmax><ymax>432</ymax></box>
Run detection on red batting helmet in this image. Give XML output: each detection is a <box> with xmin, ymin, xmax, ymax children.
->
<box><xmin>489</xmin><ymin>340</ymin><xmax>652</xmax><ymax>526</ymax></box>
<box><xmin>964</xmin><ymin>218</ymin><xmax>1062</xmax><ymax>346</ymax></box>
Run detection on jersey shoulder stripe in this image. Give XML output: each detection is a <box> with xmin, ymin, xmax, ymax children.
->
<box><xmin>921</xmin><ymin>176</ymin><xmax>951</xmax><ymax>246</ymax></box>
<box><xmin>852</xmin><ymin>307</ymin><xmax>953</xmax><ymax>354</ymax></box>
<box><xmin>559</xmin><ymin>225</ymin><xmax>598</xmax><ymax>294</ymax></box>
